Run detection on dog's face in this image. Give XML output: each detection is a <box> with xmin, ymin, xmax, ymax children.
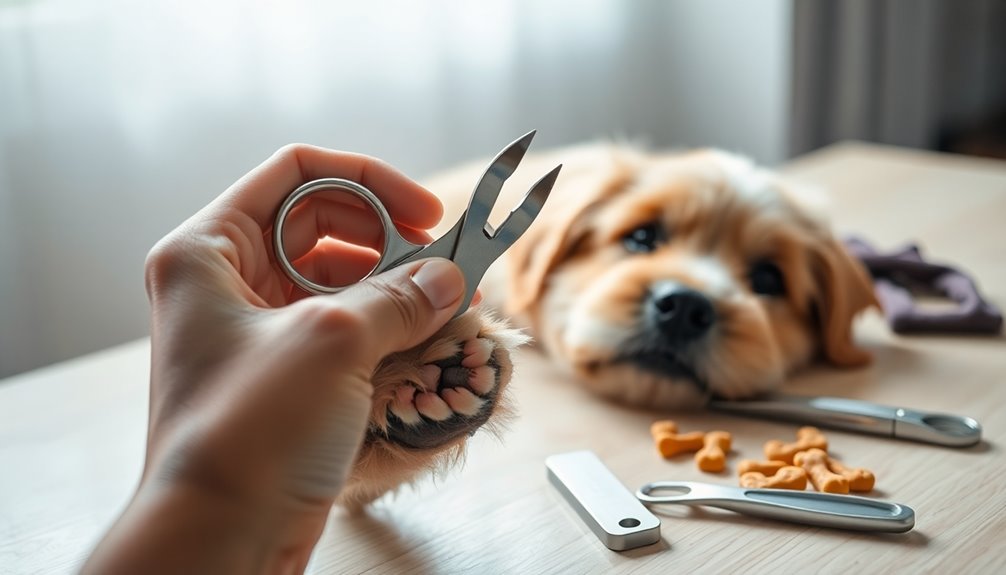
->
<box><xmin>503</xmin><ymin>147</ymin><xmax>876</xmax><ymax>408</ymax></box>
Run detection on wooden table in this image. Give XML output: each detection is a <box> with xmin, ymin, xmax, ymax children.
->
<box><xmin>2</xmin><ymin>142</ymin><xmax>1005</xmax><ymax>574</ymax></box>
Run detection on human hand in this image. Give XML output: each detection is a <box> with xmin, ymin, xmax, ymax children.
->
<box><xmin>86</xmin><ymin>145</ymin><xmax>467</xmax><ymax>574</ymax></box>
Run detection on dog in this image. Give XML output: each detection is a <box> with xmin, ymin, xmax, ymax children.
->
<box><xmin>428</xmin><ymin>143</ymin><xmax>878</xmax><ymax>407</ymax></box>
<box><xmin>342</xmin><ymin>143</ymin><xmax>877</xmax><ymax>508</ymax></box>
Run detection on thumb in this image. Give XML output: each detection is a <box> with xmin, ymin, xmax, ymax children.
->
<box><xmin>334</xmin><ymin>258</ymin><xmax>466</xmax><ymax>362</ymax></box>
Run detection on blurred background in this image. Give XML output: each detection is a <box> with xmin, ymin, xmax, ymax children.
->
<box><xmin>0</xmin><ymin>0</ymin><xmax>1003</xmax><ymax>378</ymax></box>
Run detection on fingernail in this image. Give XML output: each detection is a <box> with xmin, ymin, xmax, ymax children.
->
<box><xmin>410</xmin><ymin>259</ymin><xmax>464</xmax><ymax>310</ymax></box>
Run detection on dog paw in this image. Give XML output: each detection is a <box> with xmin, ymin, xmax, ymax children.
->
<box><xmin>367</xmin><ymin>310</ymin><xmax>524</xmax><ymax>451</ymax></box>
<box><xmin>382</xmin><ymin>336</ymin><xmax>500</xmax><ymax>449</ymax></box>
<box><xmin>338</xmin><ymin>310</ymin><xmax>526</xmax><ymax>510</ymax></box>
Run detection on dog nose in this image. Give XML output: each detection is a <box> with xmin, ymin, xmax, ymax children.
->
<box><xmin>648</xmin><ymin>283</ymin><xmax>716</xmax><ymax>344</ymax></box>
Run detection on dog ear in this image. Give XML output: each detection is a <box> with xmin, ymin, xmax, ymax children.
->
<box><xmin>811</xmin><ymin>237</ymin><xmax>879</xmax><ymax>367</ymax></box>
<box><xmin>504</xmin><ymin>195</ymin><xmax>598</xmax><ymax>315</ymax></box>
<box><xmin>503</xmin><ymin>167</ymin><xmax>632</xmax><ymax>315</ymax></box>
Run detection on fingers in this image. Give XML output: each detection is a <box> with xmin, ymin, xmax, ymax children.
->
<box><xmin>296</xmin><ymin>258</ymin><xmax>465</xmax><ymax>365</ymax></box>
<box><xmin>215</xmin><ymin>144</ymin><xmax>443</xmax><ymax>232</ymax></box>
<box><xmin>291</xmin><ymin>239</ymin><xmax>380</xmax><ymax>288</ymax></box>
<box><xmin>287</xmin><ymin>247</ymin><xmax>482</xmax><ymax>309</ymax></box>
<box><xmin>276</xmin><ymin>194</ymin><xmax>433</xmax><ymax>263</ymax></box>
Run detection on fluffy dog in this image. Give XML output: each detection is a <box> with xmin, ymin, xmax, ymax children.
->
<box><xmin>344</xmin><ymin>143</ymin><xmax>876</xmax><ymax>508</ymax></box>
<box><xmin>427</xmin><ymin>143</ymin><xmax>878</xmax><ymax>408</ymax></box>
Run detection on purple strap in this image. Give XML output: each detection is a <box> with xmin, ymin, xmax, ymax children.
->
<box><xmin>844</xmin><ymin>237</ymin><xmax>1003</xmax><ymax>335</ymax></box>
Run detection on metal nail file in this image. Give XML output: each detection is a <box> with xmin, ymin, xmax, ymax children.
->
<box><xmin>709</xmin><ymin>394</ymin><xmax>982</xmax><ymax>447</ymax></box>
<box><xmin>546</xmin><ymin>450</ymin><xmax>661</xmax><ymax>551</ymax></box>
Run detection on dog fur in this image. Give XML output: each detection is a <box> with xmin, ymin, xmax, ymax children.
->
<box><xmin>428</xmin><ymin>143</ymin><xmax>878</xmax><ymax>407</ymax></box>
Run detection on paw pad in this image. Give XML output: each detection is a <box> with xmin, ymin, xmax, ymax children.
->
<box><xmin>383</xmin><ymin>335</ymin><xmax>501</xmax><ymax>449</ymax></box>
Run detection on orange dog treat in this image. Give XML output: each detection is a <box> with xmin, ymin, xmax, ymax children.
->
<box><xmin>650</xmin><ymin>420</ymin><xmax>679</xmax><ymax>437</ymax></box>
<box><xmin>794</xmin><ymin>448</ymin><xmax>849</xmax><ymax>494</ymax></box>
<box><xmin>655</xmin><ymin>431</ymin><xmax>706</xmax><ymax>458</ymax></box>
<box><xmin>740</xmin><ymin>466</ymin><xmax>808</xmax><ymax>490</ymax></box>
<box><xmin>737</xmin><ymin>459</ymin><xmax>787</xmax><ymax>477</ymax></box>
<box><xmin>695</xmin><ymin>431</ymin><xmax>732</xmax><ymax>472</ymax></box>
<box><xmin>764</xmin><ymin>426</ymin><xmax>828</xmax><ymax>464</ymax></box>
<box><xmin>827</xmin><ymin>457</ymin><xmax>875</xmax><ymax>492</ymax></box>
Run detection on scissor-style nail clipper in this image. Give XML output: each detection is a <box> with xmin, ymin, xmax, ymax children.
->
<box><xmin>272</xmin><ymin>131</ymin><xmax>561</xmax><ymax>316</ymax></box>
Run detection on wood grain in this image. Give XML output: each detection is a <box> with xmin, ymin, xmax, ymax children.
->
<box><xmin>2</xmin><ymin>142</ymin><xmax>1004</xmax><ymax>574</ymax></box>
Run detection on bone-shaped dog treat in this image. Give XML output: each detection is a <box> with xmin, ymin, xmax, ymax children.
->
<box><xmin>794</xmin><ymin>448</ymin><xmax>849</xmax><ymax>494</ymax></box>
<box><xmin>650</xmin><ymin>419</ymin><xmax>707</xmax><ymax>458</ymax></box>
<box><xmin>739</xmin><ymin>466</ymin><xmax>808</xmax><ymax>490</ymax></box>
<box><xmin>650</xmin><ymin>420</ymin><xmax>679</xmax><ymax>437</ymax></box>
<box><xmin>764</xmin><ymin>426</ymin><xmax>828</xmax><ymax>464</ymax></box>
<box><xmin>655</xmin><ymin>431</ymin><xmax>707</xmax><ymax>458</ymax></box>
<box><xmin>737</xmin><ymin>459</ymin><xmax>787</xmax><ymax>477</ymax></box>
<box><xmin>827</xmin><ymin>457</ymin><xmax>875</xmax><ymax>492</ymax></box>
<box><xmin>695</xmin><ymin>431</ymin><xmax>732</xmax><ymax>472</ymax></box>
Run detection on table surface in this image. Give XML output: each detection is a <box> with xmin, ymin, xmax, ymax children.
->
<box><xmin>2</xmin><ymin>142</ymin><xmax>1005</xmax><ymax>574</ymax></box>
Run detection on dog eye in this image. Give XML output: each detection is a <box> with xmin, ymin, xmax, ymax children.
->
<box><xmin>749</xmin><ymin>261</ymin><xmax>786</xmax><ymax>296</ymax></box>
<box><xmin>622</xmin><ymin>222</ymin><xmax>665</xmax><ymax>253</ymax></box>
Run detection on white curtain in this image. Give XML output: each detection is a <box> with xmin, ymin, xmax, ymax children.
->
<box><xmin>0</xmin><ymin>0</ymin><xmax>791</xmax><ymax>377</ymax></box>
